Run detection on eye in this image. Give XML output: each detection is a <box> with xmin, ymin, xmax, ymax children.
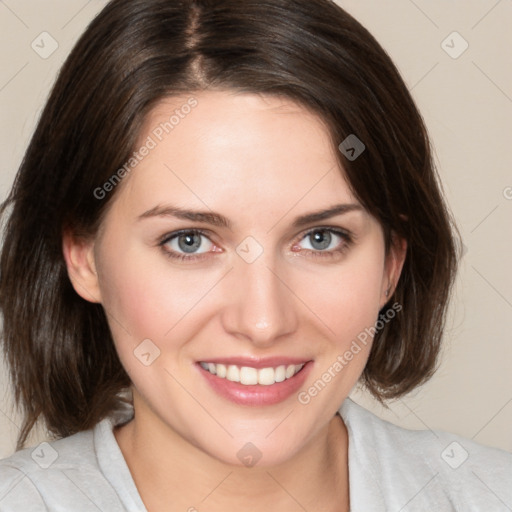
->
<box><xmin>293</xmin><ymin>227</ymin><xmax>353</xmax><ymax>258</ymax></box>
<box><xmin>159</xmin><ymin>229</ymin><xmax>216</xmax><ymax>261</ymax></box>
<box><xmin>158</xmin><ymin>226</ymin><xmax>353</xmax><ymax>263</ymax></box>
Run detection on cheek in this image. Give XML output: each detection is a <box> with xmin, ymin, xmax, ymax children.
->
<box><xmin>302</xmin><ymin>249</ymin><xmax>385</xmax><ymax>345</ymax></box>
<box><xmin>94</xmin><ymin>238</ymin><xmax>225</xmax><ymax>370</ymax></box>
<box><xmin>96</xmin><ymin>237</ymin><xmax>192</xmax><ymax>333</ymax></box>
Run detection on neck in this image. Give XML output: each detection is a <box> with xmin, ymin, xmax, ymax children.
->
<box><xmin>114</xmin><ymin>390</ymin><xmax>350</xmax><ymax>512</ymax></box>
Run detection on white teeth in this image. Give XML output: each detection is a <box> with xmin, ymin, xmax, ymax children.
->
<box><xmin>258</xmin><ymin>367</ymin><xmax>276</xmax><ymax>386</ymax></box>
<box><xmin>240</xmin><ymin>366</ymin><xmax>258</xmax><ymax>385</ymax></box>
<box><xmin>226</xmin><ymin>365</ymin><xmax>240</xmax><ymax>382</ymax></box>
<box><xmin>285</xmin><ymin>364</ymin><xmax>296</xmax><ymax>379</ymax></box>
<box><xmin>200</xmin><ymin>362</ymin><xmax>305</xmax><ymax>385</ymax></box>
<box><xmin>274</xmin><ymin>365</ymin><xmax>286</xmax><ymax>383</ymax></box>
<box><xmin>216</xmin><ymin>363</ymin><xmax>227</xmax><ymax>378</ymax></box>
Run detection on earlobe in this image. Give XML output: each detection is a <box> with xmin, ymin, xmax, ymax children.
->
<box><xmin>62</xmin><ymin>230</ymin><xmax>102</xmax><ymax>304</ymax></box>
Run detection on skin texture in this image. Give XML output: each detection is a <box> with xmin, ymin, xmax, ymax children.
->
<box><xmin>63</xmin><ymin>90</ymin><xmax>406</xmax><ymax>512</ymax></box>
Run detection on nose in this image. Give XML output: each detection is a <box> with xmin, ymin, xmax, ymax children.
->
<box><xmin>220</xmin><ymin>253</ymin><xmax>298</xmax><ymax>348</ymax></box>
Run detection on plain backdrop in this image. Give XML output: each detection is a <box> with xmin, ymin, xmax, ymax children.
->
<box><xmin>0</xmin><ymin>0</ymin><xmax>511</xmax><ymax>457</ymax></box>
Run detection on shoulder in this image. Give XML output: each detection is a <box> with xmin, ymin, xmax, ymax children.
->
<box><xmin>339</xmin><ymin>398</ymin><xmax>512</xmax><ymax>511</ymax></box>
<box><xmin>0</xmin><ymin>419</ymin><xmax>126</xmax><ymax>511</ymax></box>
<box><xmin>0</xmin><ymin>463</ymin><xmax>46</xmax><ymax>512</ymax></box>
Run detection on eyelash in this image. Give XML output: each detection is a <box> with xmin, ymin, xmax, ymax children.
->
<box><xmin>158</xmin><ymin>227</ymin><xmax>354</xmax><ymax>263</ymax></box>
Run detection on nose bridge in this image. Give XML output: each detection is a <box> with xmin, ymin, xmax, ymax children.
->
<box><xmin>222</xmin><ymin>246</ymin><xmax>297</xmax><ymax>345</ymax></box>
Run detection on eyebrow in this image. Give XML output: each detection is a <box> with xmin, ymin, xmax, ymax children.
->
<box><xmin>137</xmin><ymin>203</ymin><xmax>363</xmax><ymax>230</ymax></box>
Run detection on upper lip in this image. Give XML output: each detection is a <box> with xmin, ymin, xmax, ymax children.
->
<box><xmin>197</xmin><ymin>357</ymin><xmax>312</xmax><ymax>369</ymax></box>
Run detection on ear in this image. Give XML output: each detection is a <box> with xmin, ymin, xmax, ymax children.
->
<box><xmin>380</xmin><ymin>231</ymin><xmax>407</xmax><ymax>308</ymax></box>
<box><xmin>62</xmin><ymin>230</ymin><xmax>102</xmax><ymax>303</ymax></box>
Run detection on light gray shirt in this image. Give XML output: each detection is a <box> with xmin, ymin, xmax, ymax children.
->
<box><xmin>0</xmin><ymin>398</ymin><xmax>511</xmax><ymax>511</ymax></box>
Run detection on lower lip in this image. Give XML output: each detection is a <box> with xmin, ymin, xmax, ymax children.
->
<box><xmin>197</xmin><ymin>361</ymin><xmax>313</xmax><ymax>406</ymax></box>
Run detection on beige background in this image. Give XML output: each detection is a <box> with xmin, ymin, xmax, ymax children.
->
<box><xmin>0</xmin><ymin>0</ymin><xmax>511</xmax><ymax>458</ymax></box>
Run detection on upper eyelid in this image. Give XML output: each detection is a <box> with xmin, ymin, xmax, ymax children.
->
<box><xmin>159</xmin><ymin>228</ymin><xmax>215</xmax><ymax>244</ymax></box>
<box><xmin>300</xmin><ymin>225</ymin><xmax>353</xmax><ymax>239</ymax></box>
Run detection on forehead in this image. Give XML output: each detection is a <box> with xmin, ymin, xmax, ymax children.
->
<box><xmin>116</xmin><ymin>90</ymin><xmax>360</xmax><ymax>224</ymax></box>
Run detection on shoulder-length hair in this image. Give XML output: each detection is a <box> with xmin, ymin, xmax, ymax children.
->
<box><xmin>0</xmin><ymin>0</ymin><xmax>459</xmax><ymax>449</ymax></box>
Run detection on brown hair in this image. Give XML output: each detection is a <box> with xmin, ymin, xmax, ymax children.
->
<box><xmin>0</xmin><ymin>0</ymin><xmax>460</xmax><ymax>450</ymax></box>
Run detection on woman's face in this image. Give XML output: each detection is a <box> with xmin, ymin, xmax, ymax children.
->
<box><xmin>66</xmin><ymin>90</ymin><xmax>404</xmax><ymax>466</ymax></box>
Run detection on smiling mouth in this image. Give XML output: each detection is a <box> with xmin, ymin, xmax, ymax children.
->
<box><xmin>198</xmin><ymin>362</ymin><xmax>305</xmax><ymax>386</ymax></box>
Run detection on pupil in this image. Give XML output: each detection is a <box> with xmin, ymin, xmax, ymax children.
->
<box><xmin>311</xmin><ymin>230</ymin><xmax>331</xmax><ymax>250</ymax></box>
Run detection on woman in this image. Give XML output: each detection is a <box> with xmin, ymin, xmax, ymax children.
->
<box><xmin>0</xmin><ymin>0</ymin><xmax>510</xmax><ymax>510</ymax></box>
